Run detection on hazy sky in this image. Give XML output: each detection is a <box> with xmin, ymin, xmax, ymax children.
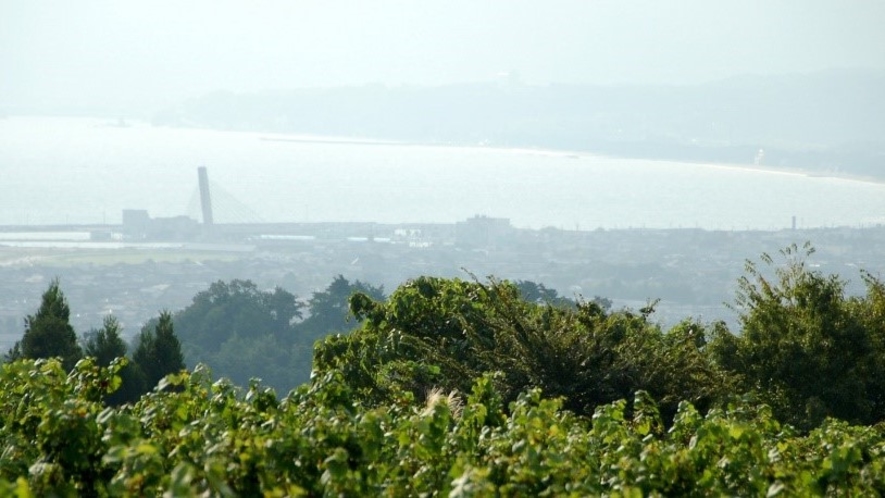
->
<box><xmin>2</xmin><ymin>0</ymin><xmax>884</xmax><ymax>110</ymax></box>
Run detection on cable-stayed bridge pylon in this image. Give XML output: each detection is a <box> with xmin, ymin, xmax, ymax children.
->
<box><xmin>186</xmin><ymin>167</ymin><xmax>264</xmax><ymax>224</ymax></box>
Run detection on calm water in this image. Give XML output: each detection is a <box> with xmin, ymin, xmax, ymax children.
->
<box><xmin>2</xmin><ymin>116</ymin><xmax>884</xmax><ymax>230</ymax></box>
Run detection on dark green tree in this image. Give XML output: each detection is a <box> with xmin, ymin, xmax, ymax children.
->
<box><xmin>515</xmin><ymin>280</ymin><xmax>575</xmax><ymax>308</ymax></box>
<box><xmin>297</xmin><ymin>274</ymin><xmax>384</xmax><ymax>339</ymax></box>
<box><xmin>291</xmin><ymin>274</ymin><xmax>386</xmax><ymax>391</ymax></box>
<box><xmin>82</xmin><ymin>315</ymin><xmax>127</xmax><ymax>367</ymax></box>
<box><xmin>708</xmin><ymin>243</ymin><xmax>885</xmax><ymax>430</ymax></box>
<box><xmin>81</xmin><ymin>315</ymin><xmax>144</xmax><ymax>405</ymax></box>
<box><xmin>9</xmin><ymin>279</ymin><xmax>82</xmax><ymax>370</ymax></box>
<box><xmin>208</xmin><ymin>333</ymin><xmax>304</xmax><ymax>393</ymax></box>
<box><xmin>132</xmin><ymin>311</ymin><xmax>185</xmax><ymax>391</ymax></box>
<box><xmin>169</xmin><ymin>279</ymin><xmax>307</xmax><ymax>394</ymax></box>
<box><xmin>174</xmin><ymin>279</ymin><xmax>303</xmax><ymax>353</ymax></box>
<box><xmin>318</xmin><ymin>276</ymin><xmax>729</xmax><ymax>420</ymax></box>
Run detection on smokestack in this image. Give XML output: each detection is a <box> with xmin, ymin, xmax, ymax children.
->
<box><xmin>197</xmin><ymin>166</ymin><xmax>214</xmax><ymax>225</ymax></box>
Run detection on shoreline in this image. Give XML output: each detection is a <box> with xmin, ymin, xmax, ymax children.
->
<box><xmin>265</xmin><ymin>132</ymin><xmax>885</xmax><ymax>187</ymax></box>
<box><xmin>3</xmin><ymin>115</ymin><xmax>883</xmax><ymax>231</ymax></box>
<box><xmin>5</xmin><ymin>114</ymin><xmax>882</xmax><ymax>187</ymax></box>
<box><xmin>252</xmin><ymin>126</ymin><xmax>885</xmax><ymax>187</ymax></box>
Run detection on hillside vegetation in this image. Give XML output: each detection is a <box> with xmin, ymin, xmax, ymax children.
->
<box><xmin>2</xmin><ymin>243</ymin><xmax>885</xmax><ymax>495</ymax></box>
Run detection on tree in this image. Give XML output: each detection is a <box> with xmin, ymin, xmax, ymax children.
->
<box><xmin>515</xmin><ymin>280</ymin><xmax>575</xmax><ymax>308</ymax></box>
<box><xmin>174</xmin><ymin>279</ymin><xmax>304</xmax><ymax>353</ymax></box>
<box><xmin>10</xmin><ymin>279</ymin><xmax>82</xmax><ymax>370</ymax></box>
<box><xmin>132</xmin><ymin>311</ymin><xmax>185</xmax><ymax>391</ymax></box>
<box><xmin>708</xmin><ymin>243</ymin><xmax>885</xmax><ymax>430</ymax></box>
<box><xmin>82</xmin><ymin>315</ymin><xmax>127</xmax><ymax>367</ymax></box>
<box><xmin>318</xmin><ymin>276</ymin><xmax>729</xmax><ymax>420</ymax></box>
<box><xmin>298</xmin><ymin>275</ymin><xmax>384</xmax><ymax>339</ymax></box>
<box><xmin>169</xmin><ymin>279</ymin><xmax>308</xmax><ymax>395</ymax></box>
<box><xmin>82</xmin><ymin>315</ymin><xmax>145</xmax><ymax>405</ymax></box>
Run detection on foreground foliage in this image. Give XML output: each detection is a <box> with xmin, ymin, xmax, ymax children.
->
<box><xmin>4</xmin><ymin>244</ymin><xmax>885</xmax><ymax>494</ymax></box>
<box><xmin>319</xmin><ymin>275</ymin><xmax>734</xmax><ymax>423</ymax></box>
<box><xmin>2</xmin><ymin>359</ymin><xmax>885</xmax><ymax>496</ymax></box>
<box><xmin>316</xmin><ymin>243</ymin><xmax>885</xmax><ymax>432</ymax></box>
<box><xmin>708</xmin><ymin>243</ymin><xmax>885</xmax><ymax>430</ymax></box>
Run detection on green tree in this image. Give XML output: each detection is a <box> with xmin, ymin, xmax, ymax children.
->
<box><xmin>318</xmin><ymin>276</ymin><xmax>729</xmax><ymax>420</ymax></box>
<box><xmin>170</xmin><ymin>279</ymin><xmax>308</xmax><ymax>394</ymax></box>
<box><xmin>297</xmin><ymin>274</ymin><xmax>385</xmax><ymax>338</ymax></box>
<box><xmin>9</xmin><ymin>279</ymin><xmax>82</xmax><ymax>370</ymax></box>
<box><xmin>82</xmin><ymin>315</ymin><xmax>126</xmax><ymax>367</ymax></box>
<box><xmin>853</xmin><ymin>270</ymin><xmax>885</xmax><ymax>418</ymax></box>
<box><xmin>515</xmin><ymin>280</ymin><xmax>576</xmax><ymax>308</ymax></box>
<box><xmin>173</xmin><ymin>279</ymin><xmax>303</xmax><ymax>353</ymax></box>
<box><xmin>132</xmin><ymin>311</ymin><xmax>185</xmax><ymax>391</ymax></box>
<box><xmin>208</xmin><ymin>333</ymin><xmax>305</xmax><ymax>392</ymax></box>
<box><xmin>81</xmin><ymin>315</ymin><xmax>144</xmax><ymax>405</ymax></box>
<box><xmin>708</xmin><ymin>243</ymin><xmax>885</xmax><ymax>430</ymax></box>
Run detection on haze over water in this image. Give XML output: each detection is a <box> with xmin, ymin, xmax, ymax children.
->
<box><xmin>3</xmin><ymin>2</ymin><xmax>883</xmax><ymax>232</ymax></box>
<box><xmin>2</xmin><ymin>116</ymin><xmax>884</xmax><ymax>231</ymax></box>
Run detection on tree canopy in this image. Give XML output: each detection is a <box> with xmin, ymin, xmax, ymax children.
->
<box><xmin>3</xmin><ymin>244</ymin><xmax>885</xmax><ymax>493</ymax></box>
<box><xmin>8</xmin><ymin>279</ymin><xmax>82</xmax><ymax>370</ymax></box>
<box><xmin>83</xmin><ymin>315</ymin><xmax>127</xmax><ymax>368</ymax></box>
<box><xmin>170</xmin><ymin>276</ymin><xmax>384</xmax><ymax>394</ymax></box>
<box><xmin>298</xmin><ymin>274</ymin><xmax>385</xmax><ymax>339</ymax></box>
<box><xmin>8</xmin><ymin>246</ymin><xmax>885</xmax><ymax>433</ymax></box>
<box><xmin>708</xmin><ymin>242</ymin><xmax>885</xmax><ymax>430</ymax></box>
<box><xmin>173</xmin><ymin>279</ymin><xmax>303</xmax><ymax>353</ymax></box>
<box><xmin>132</xmin><ymin>311</ymin><xmax>185</xmax><ymax>392</ymax></box>
<box><xmin>317</xmin><ymin>275</ymin><xmax>731</xmax><ymax>422</ymax></box>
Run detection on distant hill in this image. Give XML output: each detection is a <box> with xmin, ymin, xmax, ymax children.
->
<box><xmin>154</xmin><ymin>69</ymin><xmax>885</xmax><ymax>179</ymax></box>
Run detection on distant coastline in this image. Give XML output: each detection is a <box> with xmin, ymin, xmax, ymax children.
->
<box><xmin>6</xmin><ymin>113</ymin><xmax>882</xmax><ymax>187</ymax></box>
<box><xmin>256</xmin><ymin>126</ymin><xmax>885</xmax><ymax>187</ymax></box>
<box><xmin>3</xmin><ymin>115</ymin><xmax>884</xmax><ymax>230</ymax></box>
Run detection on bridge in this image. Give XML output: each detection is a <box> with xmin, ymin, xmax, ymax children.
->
<box><xmin>186</xmin><ymin>167</ymin><xmax>263</xmax><ymax>225</ymax></box>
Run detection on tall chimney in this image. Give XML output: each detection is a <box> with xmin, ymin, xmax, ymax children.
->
<box><xmin>198</xmin><ymin>166</ymin><xmax>214</xmax><ymax>225</ymax></box>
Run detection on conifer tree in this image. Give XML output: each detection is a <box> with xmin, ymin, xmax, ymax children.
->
<box><xmin>11</xmin><ymin>279</ymin><xmax>82</xmax><ymax>370</ymax></box>
<box><xmin>132</xmin><ymin>311</ymin><xmax>185</xmax><ymax>390</ymax></box>
<box><xmin>83</xmin><ymin>315</ymin><xmax>127</xmax><ymax>367</ymax></box>
<box><xmin>83</xmin><ymin>315</ymin><xmax>145</xmax><ymax>405</ymax></box>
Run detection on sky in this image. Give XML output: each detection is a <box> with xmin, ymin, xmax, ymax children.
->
<box><xmin>2</xmin><ymin>0</ymin><xmax>885</xmax><ymax>111</ymax></box>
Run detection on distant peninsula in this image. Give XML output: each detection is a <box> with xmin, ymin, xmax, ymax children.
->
<box><xmin>153</xmin><ymin>69</ymin><xmax>885</xmax><ymax>181</ymax></box>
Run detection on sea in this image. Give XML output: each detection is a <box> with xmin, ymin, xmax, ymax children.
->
<box><xmin>1</xmin><ymin>116</ymin><xmax>884</xmax><ymax>231</ymax></box>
